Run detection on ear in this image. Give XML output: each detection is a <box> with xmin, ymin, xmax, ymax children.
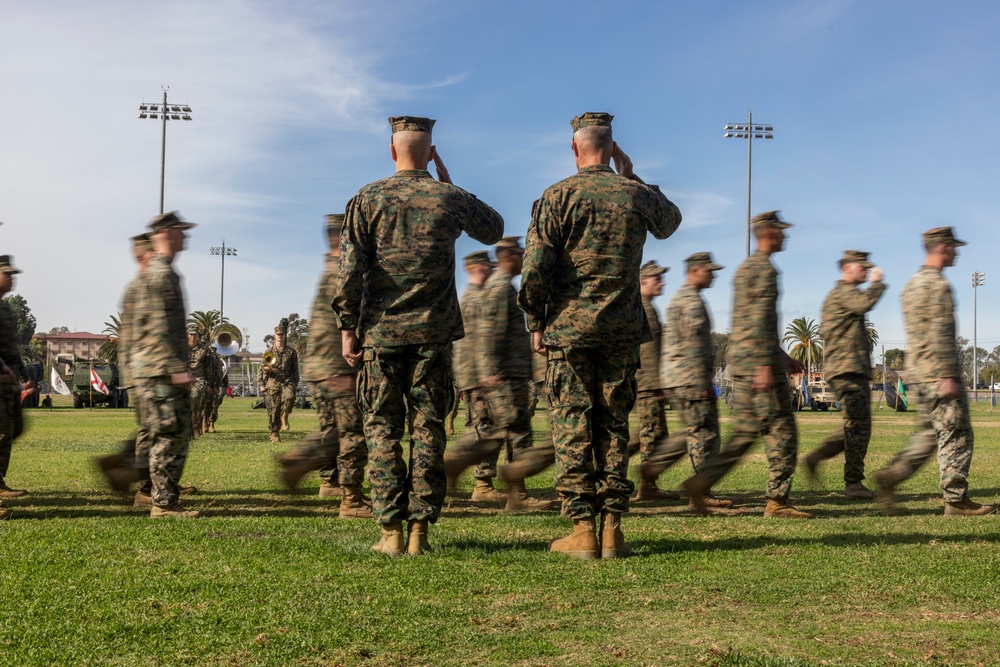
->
<box><xmin>571</xmin><ymin>139</ymin><xmax>580</xmax><ymax>158</ymax></box>
<box><xmin>390</xmin><ymin>142</ymin><xmax>398</xmax><ymax>163</ymax></box>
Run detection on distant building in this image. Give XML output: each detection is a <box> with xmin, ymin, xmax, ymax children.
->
<box><xmin>34</xmin><ymin>332</ymin><xmax>108</xmax><ymax>374</ymax></box>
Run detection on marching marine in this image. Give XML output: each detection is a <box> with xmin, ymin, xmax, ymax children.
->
<box><xmin>258</xmin><ymin>319</ymin><xmax>299</xmax><ymax>442</ymax></box>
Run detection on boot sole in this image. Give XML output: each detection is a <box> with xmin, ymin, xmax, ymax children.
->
<box><xmin>601</xmin><ymin>548</ymin><xmax>632</xmax><ymax>559</ymax></box>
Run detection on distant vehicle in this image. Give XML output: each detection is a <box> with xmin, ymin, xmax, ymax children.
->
<box><xmin>67</xmin><ymin>358</ymin><xmax>122</xmax><ymax>408</ymax></box>
<box><xmin>806</xmin><ymin>380</ymin><xmax>838</xmax><ymax>412</ymax></box>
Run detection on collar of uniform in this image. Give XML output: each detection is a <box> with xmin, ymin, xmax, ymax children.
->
<box><xmin>577</xmin><ymin>164</ymin><xmax>615</xmax><ymax>174</ymax></box>
<box><xmin>393</xmin><ymin>169</ymin><xmax>432</xmax><ymax>179</ymax></box>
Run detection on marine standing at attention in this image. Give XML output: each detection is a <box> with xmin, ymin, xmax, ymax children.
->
<box><xmin>518</xmin><ymin>112</ymin><xmax>682</xmax><ymax>559</ymax></box>
<box><xmin>258</xmin><ymin>320</ymin><xmax>299</xmax><ymax>442</ymax></box>
<box><xmin>333</xmin><ymin>116</ymin><xmax>503</xmax><ymax>556</ymax></box>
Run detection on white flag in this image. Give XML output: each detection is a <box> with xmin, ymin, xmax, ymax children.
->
<box><xmin>50</xmin><ymin>367</ymin><xmax>71</xmax><ymax>396</ymax></box>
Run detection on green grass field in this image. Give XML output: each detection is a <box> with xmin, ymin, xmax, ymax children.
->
<box><xmin>2</xmin><ymin>395</ymin><xmax>998</xmax><ymax>666</ymax></box>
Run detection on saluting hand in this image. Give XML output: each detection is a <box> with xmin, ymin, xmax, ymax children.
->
<box><xmin>869</xmin><ymin>266</ymin><xmax>884</xmax><ymax>282</ymax></box>
<box><xmin>611</xmin><ymin>143</ymin><xmax>634</xmax><ymax>179</ymax></box>
<box><xmin>432</xmin><ymin>150</ymin><xmax>452</xmax><ymax>184</ymax></box>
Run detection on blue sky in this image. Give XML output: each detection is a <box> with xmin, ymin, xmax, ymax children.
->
<box><xmin>2</xmin><ymin>0</ymin><xmax>998</xmax><ymax>361</ymax></box>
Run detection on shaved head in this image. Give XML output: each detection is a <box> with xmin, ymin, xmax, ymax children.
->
<box><xmin>392</xmin><ymin>130</ymin><xmax>433</xmax><ymax>158</ymax></box>
<box><xmin>574</xmin><ymin>125</ymin><xmax>613</xmax><ymax>152</ymax></box>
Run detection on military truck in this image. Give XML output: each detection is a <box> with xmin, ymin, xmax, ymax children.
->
<box><xmin>807</xmin><ymin>379</ymin><xmax>839</xmax><ymax>412</ymax></box>
<box><xmin>66</xmin><ymin>358</ymin><xmax>122</xmax><ymax>408</ymax></box>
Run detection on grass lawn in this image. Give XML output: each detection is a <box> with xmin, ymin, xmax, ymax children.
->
<box><xmin>2</xmin><ymin>395</ymin><xmax>998</xmax><ymax>666</ymax></box>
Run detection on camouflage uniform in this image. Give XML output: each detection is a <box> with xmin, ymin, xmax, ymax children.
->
<box><xmin>518</xmin><ymin>162</ymin><xmax>682</xmax><ymax>519</ymax></box>
<box><xmin>453</xmin><ymin>279</ymin><xmax>495</xmax><ymax>480</ymax></box>
<box><xmin>685</xmin><ymin>243</ymin><xmax>798</xmax><ymax>502</ymax></box>
<box><xmin>258</xmin><ymin>345</ymin><xmax>299</xmax><ymax>435</ymax></box>
<box><xmin>207</xmin><ymin>351</ymin><xmax>227</xmax><ymax>429</ymax></box>
<box><xmin>630</xmin><ymin>281</ymin><xmax>668</xmax><ymax>461</ymax></box>
<box><xmin>289</xmin><ymin>251</ymin><xmax>367</xmax><ymax>487</ymax></box>
<box><xmin>130</xmin><ymin>253</ymin><xmax>193</xmax><ymax>508</ymax></box>
<box><xmin>880</xmin><ymin>263</ymin><xmax>971</xmax><ymax>502</ymax></box>
<box><xmin>188</xmin><ymin>336</ymin><xmax>212</xmax><ymax>434</ymax></box>
<box><xmin>332</xmin><ymin>163</ymin><xmax>503</xmax><ymax>525</ymax></box>
<box><xmin>808</xmin><ymin>255</ymin><xmax>886</xmax><ymax>483</ymax></box>
<box><xmin>0</xmin><ymin>297</ymin><xmax>24</xmax><ymax>484</ymax></box>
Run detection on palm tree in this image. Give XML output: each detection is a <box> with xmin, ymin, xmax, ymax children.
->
<box><xmin>783</xmin><ymin>317</ymin><xmax>823</xmax><ymax>374</ymax></box>
<box><xmin>188</xmin><ymin>310</ymin><xmax>227</xmax><ymax>336</ymax></box>
<box><xmin>865</xmin><ymin>320</ymin><xmax>879</xmax><ymax>352</ymax></box>
<box><xmin>99</xmin><ymin>312</ymin><xmax>123</xmax><ymax>363</ymax></box>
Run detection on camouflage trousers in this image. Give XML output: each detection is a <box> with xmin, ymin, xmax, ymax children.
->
<box><xmin>134</xmin><ymin>378</ymin><xmax>193</xmax><ymax>507</ymax></box>
<box><xmin>446</xmin><ymin>379</ymin><xmax>534</xmax><ymax>474</ymax></box>
<box><xmin>546</xmin><ymin>345</ymin><xmax>638</xmax><ymax>519</ymax></box>
<box><xmin>287</xmin><ymin>379</ymin><xmax>368</xmax><ymax>487</ymax></box>
<box><xmin>189</xmin><ymin>378</ymin><xmax>207</xmax><ymax>432</ymax></box>
<box><xmin>466</xmin><ymin>388</ymin><xmax>498</xmax><ymax>480</ymax></box>
<box><xmin>880</xmin><ymin>382</ymin><xmax>972</xmax><ymax>502</ymax></box>
<box><xmin>808</xmin><ymin>374</ymin><xmax>871</xmax><ymax>483</ymax></box>
<box><xmin>265</xmin><ymin>381</ymin><xmax>296</xmax><ymax>433</ymax></box>
<box><xmin>686</xmin><ymin>377</ymin><xmax>798</xmax><ymax>500</ymax></box>
<box><xmin>628</xmin><ymin>391</ymin><xmax>669</xmax><ymax>461</ymax></box>
<box><xmin>208</xmin><ymin>386</ymin><xmax>224</xmax><ymax>425</ymax></box>
<box><xmin>358</xmin><ymin>343</ymin><xmax>452</xmax><ymax>525</ymax></box>
<box><xmin>642</xmin><ymin>389</ymin><xmax>721</xmax><ymax>480</ymax></box>
<box><xmin>0</xmin><ymin>383</ymin><xmax>22</xmax><ymax>480</ymax></box>
<box><xmin>528</xmin><ymin>379</ymin><xmax>546</xmax><ymax>418</ymax></box>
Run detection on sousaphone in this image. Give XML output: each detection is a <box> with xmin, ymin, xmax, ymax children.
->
<box><xmin>212</xmin><ymin>323</ymin><xmax>243</xmax><ymax>357</ymax></box>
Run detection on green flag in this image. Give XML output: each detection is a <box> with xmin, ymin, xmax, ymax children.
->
<box><xmin>896</xmin><ymin>378</ymin><xmax>908</xmax><ymax>409</ymax></box>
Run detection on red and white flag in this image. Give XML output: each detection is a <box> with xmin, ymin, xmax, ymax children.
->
<box><xmin>90</xmin><ymin>367</ymin><xmax>109</xmax><ymax>395</ymax></box>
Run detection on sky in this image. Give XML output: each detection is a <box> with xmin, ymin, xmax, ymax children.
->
<box><xmin>2</xmin><ymin>0</ymin><xmax>999</xmax><ymax>361</ymax></box>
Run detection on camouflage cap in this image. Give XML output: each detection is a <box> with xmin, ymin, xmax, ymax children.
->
<box><xmin>131</xmin><ymin>232</ymin><xmax>152</xmax><ymax>249</ymax></box>
<box><xmin>571</xmin><ymin>112</ymin><xmax>614</xmax><ymax>132</ymax></box>
<box><xmin>148</xmin><ymin>210</ymin><xmax>196</xmax><ymax>232</ymax></box>
<box><xmin>389</xmin><ymin>116</ymin><xmax>436</xmax><ymax>134</ymax></box>
<box><xmin>326</xmin><ymin>213</ymin><xmax>345</xmax><ymax>235</ymax></box>
<box><xmin>685</xmin><ymin>252</ymin><xmax>724</xmax><ymax>271</ymax></box>
<box><xmin>640</xmin><ymin>260</ymin><xmax>669</xmax><ymax>278</ymax></box>
<box><xmin>922</xmin><ymin>226</ymin><xmax>967</xmax><ymax>248</ymax></box>
<box><xmin>0</xmin><ymin>255</ymin><xmax>22</xmax><ymax>275</ymax></box>
<box><xmin>274</xmin><ymin>317</ymin><xmax>289</xmax><ymax>336</ymax></box>
<box><xmin>464</xmin><ymin>250</ymin><xmax>496</xmax><ymax>268</ymax></box>
<box><xmin>839</xmin><ymin>250</ymin><xmax>873</xmax><ymax>269</ymax></box>
<box><xmin>495</xmin><ymin>236</ymin><xmax>524</xmax><ymax>255</ymax></box>
<box><xmin>751</xmin><ymin>210</ymin><xmax>792</xmax><ymax>230</ymax></box>
<box><xmin>186</xmin><ymin>324</ymin><xmax>201</xmax><ymax>336</ymax></box>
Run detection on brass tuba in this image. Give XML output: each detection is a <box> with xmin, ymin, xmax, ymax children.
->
<box><xmin>211</xmin><ymin>323</ymin><xmax>243</xmax><ymax>357</ymax></box>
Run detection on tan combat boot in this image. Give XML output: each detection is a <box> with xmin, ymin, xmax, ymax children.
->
<box><xmin>944</xmin><ymin>498</ymin><xmax>997</xmax><ymax>516</ymax></box>
<box><xmin>682</xmin><ymin>476</ymin><xmax>712</xmax><ymax>516</ymax></box>
<box><xmin>0</xmin><ymin>508</ymin><xmax>9</xmax><ymax>521</ymax></box>
<box><xmin>280</xmin><ymin>414</ymin><xmax>290</xmax><ymax>432</ymax></box>
<box><xmin>269</xmin><ymin>432</ymin><xmax>280</xmax><ymax>443</ymax></box>
<box><xmin>0</xmin><ymin>479</ymin><xmax>28</xmax><ymax>499</ymax></box>
<box><xmin>800</xmin><ymin>451</ymin><xmax>821</xmax><ymax>483</ymax></box>
<box><xmin>276</xmin><ymin>454</ymin><xmax>313</xmax><ymax>493</ymax></box>
<box><xmin>845</xmin><ymin>481</ymin><xmax>875</xmax><ymax>500</ymax></box>
<box><xmin>340</xmin><ymin>486</ymin><xmax>374</xmax><ymax>519</ymax></box>
<box><xmin>470</xmin><ymin>478</ymin><xmax>507</xmax><ymax>503</ymax></box>
<box><xmin>371</xmin><ymin>522</ymin><xmax>404</xmax><ymax>557</ymax></box>
<box><xmin>599</xmin><ymin>511</ymin><xmax>632</xmax><ymax>559</ymax></box>
<box><xmin>764</xmin><ymin>498</ymin><xmax>814</xmax><ymax>519</ymax></box>
<box><xmin>318</xmin><ymin>480</ymin><xmax>343</xmax><ymax>498</ymax></box>
<box><xmin>698</xmin><ymin>495</ymin><xmax>734</xmax><ymax>509</ymax></box>
<box><xmin>150</xmin><ymin>504</ymin><xmax>201</xmax><ymax>518</ymax></box>
<box><xmin>549</xmin><ymin>518</ymin><xmax>599</xmax><ymax>560</ymax></box>
<box><xmin>97</xmin><ymin>456</ymin><xmax>141</xmax><ymax>495</ymax></box>
<box><xmin>133</xmin><ymin>490</ymin><xmax>152</xmax><ymax>508</ymax></box>
<box><xmin>873</xmin><ymin>468</ymin><xmax>897</xmax><ymax>514</ymax></box>
<box><xmin>207</xmin><ymin>422</ymin><xmax>216</xmax><ymax>434</ymax></box>
<box><xmin>504</xmin><ymin>481</ymin><xmax>555</xmax><ymax>512</ymax></box>
<box><xmin>635</xmin><ymin>479</ymin><xmax>680</xmax><ymax>501</ymax></box>
<box><xmin>407</xmin><ymin>520</ymin><xmax>431</xmax><ymax>556</ymax></box>
<box><xmin>179</xmin><ymin>485</ymin><xmax>198</xmax><ymax>495</ymax></box>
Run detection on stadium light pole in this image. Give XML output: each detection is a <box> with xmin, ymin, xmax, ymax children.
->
<box><xmin>210</xmin><ymin>241</ymin><xmax>238</xmax><ymax>322</ymax></box>
<box><xmin>973</xmin><ymin>271</ymin><xmax>985</xmax><ymax>400</ymax></box>
<box><xmin>138</xmin><ymin>87</ymin><xmax>193</xmax><ymax>214</ymax></box>
<box><xmin>724</xmin><ymin>110</ymin><xmax>774</xmax><ymax>257</ymax></box>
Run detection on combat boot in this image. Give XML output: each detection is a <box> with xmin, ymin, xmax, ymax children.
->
<box><xmin>276</xmin><ymin>454</ymin><xmax>313</xmax><ymax>493</ymax></box>
<box><xmin>0</xmin><ymin>479</ymin><xmax>28</xmax><ymax>499</ymax></box>
<box><xmin>133</xmin><ymin>490</ymin><xmax>152</xmax><ymax>508</ymax></box>
<box><xmin>318</xmin><ymin>480</ymin><xmax>343</xmax><ymax>498</ymax></box>
<box><xmin>944</xmin><ymin>498</ymin><xmax>997</xmax><ymax>516</ymax></box>
<box><xmin>599</xmin><ymin>511</ymin><xmax>632</xmax><ymax>559</ymax></box>
<box><xmin>549</xmin><ymin>518</ymin><xmax>599</xmax><ymax>560</ymax></box>
<box><xmin>407</xmin><ymin>520</ymin><xmax>431</xmax><ymax>556</ymax></box>
<box><xmin>471</xmin><ymin>478</ymin><xmax>507</xmax><ymax>503</ymax></box>
<box><xmin>764</xmin><ymin>498</ymin><xmax>813</xmax><ymax>519</ymax></box>
<box><xmin>97</xmin><ymin>457</ymin><xmax>141</xmax><ymax>495</ymax></box>
<box><xmin>873</xmin><ymin>468</ymin><xmax>897</xmax><ymax>514</ymax></box>
<box><xmin>192</xmin><ymin>425</ymin><xmax>202</xmax><ymax>439</ymax></box>
<box><xmin>150</xmin><ymin>504</ymin><xmax>200</xmax><ymax>519</ymax></box>
<box><xmin>504</xmin><ymin>481</ymin><xmax>555</xmax><ymax>512</ymax></box>
<box><xmin>280</xmin><ymin>414</ymin><xmax>290</xmax><ymax>432</ymax></box>
<box><xmin>207</xmin><ymin>422</ymin><xmax>216</xmax><ymax>434</ymax></box>
<box><xmin>269</xmin><ymin>432</ymin><xmax>280</xmax><ymax>443</ymax></box>
<box><xmin>697</xmin><ymin>495</ymin><xmax>733</xmax><ymax>509</ymax></box>
<box><xmin>682</xmin><ymin>476</ymin><xmax>711</xmax><ymax>516</ymax></box>
<box><xmin>634</xmin><ymin>479</ymin><xmax>680</xmax><ymax>501</ymax></box>
<box><xmin>371</xmin><ymin>522</ymin><xmax>404</xmax><ymax>557</ymax></box>
<box><xmin>845</xmin><ymin>481</ymin><xmax>875</xmax><ymax>500</ymax></box>
<box><xmin>800</xmin><ymin>451</ymin><xmax>821</xmax><ymax>483</ymax></box>
<box><xmin>340</xmin><ymin>486</ymin><xmax>374</xmax><ymax>519</ymax></box>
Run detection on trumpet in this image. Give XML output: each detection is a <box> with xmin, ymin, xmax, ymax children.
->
<box><xmin>262</xmin><ymin>350</ymin><xmax>277</xmax><ymax>368</ymax></box>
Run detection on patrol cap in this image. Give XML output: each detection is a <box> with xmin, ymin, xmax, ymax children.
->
<box><xmin>922</xmin><ymin>226</ymin><xmax>966</xmax><ymax>248</ymax></box>
<box><xmin>326</xmin><ymin>214</ymin><xmax>345</xmax><ymax>236</ymax></box>
<box><xmin>131</xmin><ymin>232</ymin><xmax>152</xmax><ymax>249</ymax></box>
<box><xmin>149</xmin><ymin>211</ymin><xmax>196</xmax><ymax>232</ymax></box>
<box><xmin>839</xmin><ymin>250</ymin><xmax>873</xmax><ymax>269</ymax></box>
<box><xmin>639</xmin><ymin>260</ymin><xmax>669</xmax><ymax>278</ymax></box>
<box><xmin>495</xmin><ymin>236</ymin><xmax>524</xmax><ymax>255</ymax></box>
<box><xmin>571</xmin><ymin>112</ymin><xmax>614</xmax><ymax>132</ymax></box>
<box><xmin>685</xmin><ymin>252</ymin><xmax>724</xmax><ymax>271</ymax></box>
<box><xmin>464</xmin><ymin>250</ymin><xmax>495</xmax><ymax>268</ymax></box>
<box><xmin>751</xmin><ymin>210</ymin><xmax>792</xmax><ymax>231</ymax></box>
<box><xmin>186</xmin><ymin>324</ymin><xmax>201</xmax><ymax>336</ymax></box>
<box><xmin>274</xmin><ymin>317</ymin><xmax>289</xmax><ymax>336</ymax></box>
<box><xmin>0</xmin><ymin>255</ymin><xmax>22</xmax><ymax>275</ymax></box>
<box><xmin>389</xmin><ymin>116</ymin><xmax>436</xmax><ymax>134</ymax></box>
